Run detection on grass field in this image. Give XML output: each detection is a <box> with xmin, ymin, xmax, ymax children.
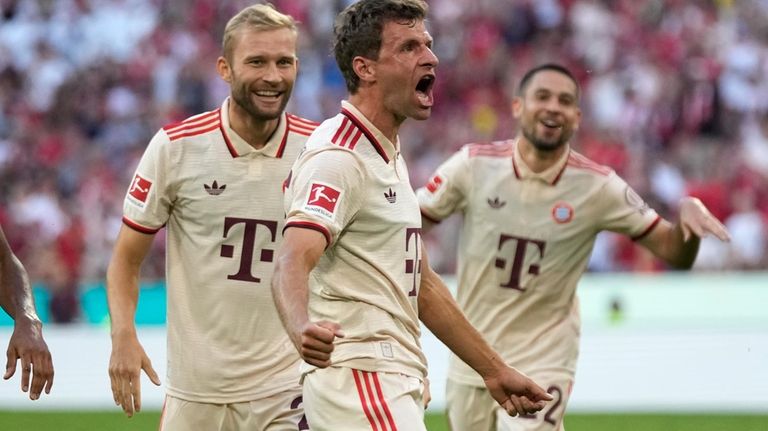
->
<box><xmin>1</xmin><ymin>411</ymin><xmax>766</xmax><ymax>430</ymax></box>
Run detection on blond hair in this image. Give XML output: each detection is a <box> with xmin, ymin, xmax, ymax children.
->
<box><xmin>222</xmin><ymin>3</ymin><xmax>298</xmax><ymax>61</ymax></box>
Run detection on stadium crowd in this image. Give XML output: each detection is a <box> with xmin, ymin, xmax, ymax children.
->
<box><xmin>0</xmin><ymin>0</ymin><xmax>766</xmax><ymax>322</ymax></box>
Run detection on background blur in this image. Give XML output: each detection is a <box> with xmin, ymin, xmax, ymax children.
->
<box><xmin>0</xmin><ymin>0</ymin><xmax>767</xmax><ymax>420</ymax></box>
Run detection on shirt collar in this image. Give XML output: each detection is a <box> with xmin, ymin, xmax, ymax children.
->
<box><xmin>219</xmin><ymin>98</ymin><xmax>288</xmax><ymax>158</ymax></box>
<box><xmin>512</xmin><ymin>140</ymin><xmax>570</xmax><ymax>185</ymax></box>
<box><xmin>340</xmin><ymin>100</ymin><xmax>399</xmax><ymax>163</ymax></box>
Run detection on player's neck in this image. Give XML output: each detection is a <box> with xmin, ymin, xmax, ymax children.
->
<box><xmin>228</xmin><ymin>103</ymin><xmax>280</xmax><ymax>150</ymax></box>
<box><xmin>517</xmin><ymin>137</ymin><xmax>569</xmax><ymax>173</ymax></box>
<box><xmin>348</xmin><ymin>93</ymin><xmax>401</xmax><ymax>144</ymax></box>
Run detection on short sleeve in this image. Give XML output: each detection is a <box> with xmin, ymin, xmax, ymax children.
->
<box><xmin>122</xmin><ymin>130</ymin><xmax>174</xmax><ymax>233</ymax></box>
<box><xmin>597</xmin><ymin>172</ymin><xmax>660</xmax><ymax>239</ymax></box>
<box><xmin>284</xmin><ymin>147</ymin><xmax>366</xmax><ymax>245</ymax></box>
<box><xmin>416</xmin><ymin>146</ymin><xmax>470</xmax><ymax>223</ymax></box>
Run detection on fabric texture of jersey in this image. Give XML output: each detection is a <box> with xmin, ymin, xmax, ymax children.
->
<box><xmin>416</xmin><ymin>140</ymin><xmax>660</xmax><ymax>387</ymax></box>
<box><xmin>122</xmin><ymin>98</ymin><xmax>318</xmax><ymax>403</ymax></box>
<box><xmin>283</xmin><ymin>101</ymin><xmax>427</xmax><ymax>380</ymax></box>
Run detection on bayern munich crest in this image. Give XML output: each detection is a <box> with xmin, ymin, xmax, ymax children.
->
<box><xmin>551</xmin><ymin>201</ymin><xmax>574</xmax><ymax>224</ymax></box>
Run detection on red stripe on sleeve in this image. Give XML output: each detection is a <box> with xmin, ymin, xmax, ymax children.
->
<box><xmin>122</xmin><ymin>217</ymin><xmax>162</xmax><ymax>234</ymax></box>
<box><xmin>283</xmin><ymin>221</ymin><xmax>331</xmax><ymax>247</ymax></box>
<box><xmin>631</xmin><ymin>215</ymin><xmax>662</xmax><ymax>241</ymax></box>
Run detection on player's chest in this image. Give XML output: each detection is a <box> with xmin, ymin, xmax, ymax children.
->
<box><xmin>172</xmin><ymin>156</ymin><xmax>292</xmax><ymax>218</ymax></box>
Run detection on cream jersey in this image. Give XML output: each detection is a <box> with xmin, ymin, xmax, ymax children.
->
<box><xmin>416</xmin><ymin>140</ymin><xmax>660</xmax><ymax>387</ymax></box>
<box><xmin>284</xmin><ymin>101</ymin><xmax>427</xmax><ymax>380</ymax></box>
<box><xmin>122</xmin><ymin>98</ymin><xmax>318</xmax><ymax>403</ymax></box>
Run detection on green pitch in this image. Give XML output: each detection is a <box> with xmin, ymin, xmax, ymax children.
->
<box><xmin>0</xmin><ymin>411</ymin><xmax>766</xmax><ymax>430</ymax></box>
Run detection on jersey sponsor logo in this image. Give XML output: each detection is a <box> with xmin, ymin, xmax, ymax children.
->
<box><xmin>204</xmin><ymin>180</ymin><xmax>226</xmax><ymax>196</ymax></box>
<box><xmin>304</xmin><ymin>182</ymin><xmax>342</xmax><ymax>219</ymax></box>
<box><xmin>425</xmin><ymin>174</ymin><xmax>443</xmax><ymax>193</ymax></box>
<box><xmin>551</xmin><ymin>201</ymin><xmax>574</xmax><ymax>224</ymax></box>
<box><xmin>488</xmin><ymin>196</ymin><xmax>506</xmax><ymax>209</ymax></box>
<box><xmin>127</xmin><ymin>173</ymin><xmax>152</xmax><ymax>207</ymax></box>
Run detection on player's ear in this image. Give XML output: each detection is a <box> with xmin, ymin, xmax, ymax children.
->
<box><xmin>352</xmin><ymin>56</ymin><xmax>375</xmax><ymax>85</ymax></box>
<box><xmin>217</xmin><ymin>56</ymin><xmax>232</xmax><ymax>83</ymax></box>
<box><xmin>573</xmin><ymin>108</ymin><xmax>582</xmax><ymax>131</ymax></box>
<box><xmin>511</xmin><ymin>96</ymin><xmax>523</xmax><ymax>119</ymax></box>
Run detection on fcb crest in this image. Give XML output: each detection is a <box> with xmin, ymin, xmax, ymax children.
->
<box><xmin>551</xmin><ymin>201</ymin><xmax>574</xmax><ymax>224</ymax></box>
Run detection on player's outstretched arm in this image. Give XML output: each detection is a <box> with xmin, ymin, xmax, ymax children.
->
<box><xmin>0</xmin><ymin>225</ymin><xmax>54</xmax><ymax>400</ymax></box>
<box><xmin>416</xmin><ymin>242</ymin><xmax>552</xmax><ymax>416</ymax></box>
<box><xmin>107</xmin><ymin>226</ymin><xmax>161</xmax><ymax>417</ymax></box>
<box><xmin>272</xmin><ymin>227</ymin><xmax>343</xmax><ymax>369</ymax></box>
<box><xmin>639</xmin><ymin>197</ymin><xmax>731</xmax><ymax>268</ymax></box>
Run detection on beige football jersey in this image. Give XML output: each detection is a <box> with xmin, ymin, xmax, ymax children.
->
<box><xmin>284</xmin><ymin>101</ymin><xmax>427</xmax><ymax>380</ymax></box>
<box><xmin>122</xmin><ymin>98</ymin><xmax>318</xmax><ymax>403</ymax></box>
<box><xmin>417</xmin><ymin>140</ymin><xmax>660</xmax><ymax>387</ymax></box>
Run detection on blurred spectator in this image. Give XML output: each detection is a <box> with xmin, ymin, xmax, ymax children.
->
<box><xmin>0</xmin><ymin>0</ymin><xmax>765</xmax><ymax>323</ymax></box>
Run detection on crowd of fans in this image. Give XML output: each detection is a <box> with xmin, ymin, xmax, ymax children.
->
<box><xmin>0</xmin><ymin>0</ymin><xmax>766</xmax><ymax>322</ymax></box>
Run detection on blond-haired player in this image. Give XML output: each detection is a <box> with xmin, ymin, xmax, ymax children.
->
<box><xmin>417</xmin><ymin>63</ymin><xmax>731</xmax><ymax>431</ymax></box>
<box><xmin>107</xmin><ymin>4</ymin><xmax>317</xmax><ymax>430</ymax></box>
<box><xmin>271</xmin><ymin>1</ymin><xmax>552</xmax><ymax>430</ymax></box>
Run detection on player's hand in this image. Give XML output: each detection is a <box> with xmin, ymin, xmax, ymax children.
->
<box><xmin>484</xmin><ymin>366</ymin><xmax>552</xmax><ymax>416</ymax></box>
<box><xmin>108</xmin><ymin>333</ymin><xmax>160</xmax><ymax>417</ymax></box>
<box><xmin>422</xmin><ymin>377</ymin><xmax>432</xmax><ymax>409</ymax></box>
<box><xmin>4</xmin><ymin>317</ymin><xmax>53</xmax><ymax>400</ymax></box>
<box><xmin>679</xmin><ymin>197</ymin><xmax>731</xmax><ymax>242</ymax></box>
<box><xmin>299</xmin><ymin>320</ymin><xmax>344</xmax><ymax>368</ymax></box>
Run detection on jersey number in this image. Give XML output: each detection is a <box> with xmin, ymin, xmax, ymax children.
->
<box><xmin>520</xmin><ymin>385</ymin><xmax>564</xmax><ymax>426</ymax></box>
<box><xmin>290</xmin><ymin>396</ymin><xmax>309</xmax><ymax>430</ymax></box>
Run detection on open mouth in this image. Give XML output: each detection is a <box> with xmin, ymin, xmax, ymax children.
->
<box><xmin>254</xmin><ymin>90</ymin><xmax>282</xmax><ymax>99</ymax></box>
<box><xmin>415</xmin><ymin>75</ymin><xmax>435</xmax><ymax>106</ymax></box>
<box><xmin>541</xmin><ymin>119</ymin><xmax>562</xmax><ymax>129</ymax></box>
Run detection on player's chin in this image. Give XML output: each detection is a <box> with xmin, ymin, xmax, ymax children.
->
<box><xmin>410</xmin><ymin>106</ymin><xmax>433</xmax><ymax>121</ymax></box>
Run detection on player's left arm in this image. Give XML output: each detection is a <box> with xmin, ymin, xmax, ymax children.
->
<box><xmin>638</xmin><ymin>197</ymin><xmax>730</xmax><ymax>268</ymax></box>
<box><xmin>0</xmin><ymin>225</ymin><xmax>53</xmax><ymax>400</ymax></box>
<box><xmin>417</xmin><ymin>242</ymin><xmax>551</xmax><ymax>416</ymax></box>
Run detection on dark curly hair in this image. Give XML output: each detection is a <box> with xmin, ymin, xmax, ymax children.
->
<box><xmin>333</xmin><ymin>0</ymin><xmax>428</xmax><ymax>94</ymax></box>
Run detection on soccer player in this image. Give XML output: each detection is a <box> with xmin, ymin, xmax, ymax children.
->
<box><xmin>416</xmin><ymin>63</ymin><xmax>732</xmax><ymax>430</ymax></box>
<box><xmin>0</xmin><ymin>224</ymin><xmax>54</xmax><ymax>400</ymax></box>
<box><xmin>107</xmin><ymin>5</ymin><xmax>317</xmax><ymax>429</ymax></box>
<box><xmin>271</xmin><ymin>1</ymin><xmax>552</xmax><ymax>429</ymax></box>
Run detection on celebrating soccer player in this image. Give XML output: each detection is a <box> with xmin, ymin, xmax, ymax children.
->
<box><xmin>107</xmin><ymin>5</ymin><xmax>317</xmax><ymax>429</ymax></box>
<box><xmin>416</xmin><ymin>63</ymin><xmax>731</xmax><ymax>430</ymax></box>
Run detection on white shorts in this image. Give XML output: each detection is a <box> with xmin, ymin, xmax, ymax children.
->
<box><xmin>159</xmin><ymin>388</ymin><xmax>307</xmax><ymax>431</ymax></box>
<box><xmin>303</xmin><ymin>366</ymin><xmax>426</xmax><ymax>431</ymax></box>
<box><xmin>446</xmin><ymin>372</ymin><xmax>572</xmax><ymax>431</ymax></box>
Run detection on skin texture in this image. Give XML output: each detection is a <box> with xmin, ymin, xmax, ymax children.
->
<box><xmin>107</xmin><ymin>24</ymin><xmax>299</xmax><ymax>418</ymax></box>
<box><xmin>0</xmin><ymin>225</ymin><xmax>54</xmax><ymax>400</ymax></box>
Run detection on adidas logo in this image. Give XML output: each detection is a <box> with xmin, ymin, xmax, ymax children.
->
<box><xmin>204</xmin><ymin>180</ymin><xmax>226</xmax><ymax>196</ymax></box>
<box><xmin>384</xmin><ymin>188</ymin><xmax>397</xmax><ymax>203</ymax></box>
<box><xmin>487</xmin><ymin>196</ymin><xmax>506</xmax><ymax>209</ymax></box>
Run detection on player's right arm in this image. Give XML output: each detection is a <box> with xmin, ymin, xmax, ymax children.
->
<box><xmin>416</xmin><ymin>146</ymin><xmax>470</xmax><ymax>233</ymax></box>
<box><xmin>107</xmin><ymin>226</ymin><xmax>161</xmax><ymax>417</ymax></box>
<box><xmin>271</xmin><ymin>227</ymin><xmax>343</xmax><ymax>368</ymax></box>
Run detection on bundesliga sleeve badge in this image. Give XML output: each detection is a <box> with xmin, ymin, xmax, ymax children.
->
<box><xmin>127</xmin><ymin>173</ymin><xmax>153</xmax><ymax>209</ymax></box>
<box><xmin>304</xmin><ymin>182</ymin><xmax>343</xmax><ymax>221</ymax></box>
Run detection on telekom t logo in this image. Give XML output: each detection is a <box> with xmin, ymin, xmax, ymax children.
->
<box><xmin>405</xmin><ymin>228</ymin><xmax>422</xmax><ymax>297</ymax></box>
<box><xmin>495</xmin><ymin>234</ymin><xmax>546</xmax><ymax>291</ymax></box>
<box><xmin>219</xmin><ymin>217</ymin><xmax>278</xmax><ymax>283</ymax></box>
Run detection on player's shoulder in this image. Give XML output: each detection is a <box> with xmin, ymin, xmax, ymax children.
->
<box><xmin>285</xmin><ymin>112</ymin><xmax>320</xmax><ymax>138</ymax></box>
<box><xmin>565</xmin><ymin>149</ymin><xmax>614</xmax><ymax>178</ymax></box>
<box><xmin>465</xmin><ymin>140</ymin><xmax>515</xmax><ymax>159</ymax></box>
<box><xmin>160</xmin><ymin>108</ymin><xmax>222</xmax><ymax>143</ymax></box>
